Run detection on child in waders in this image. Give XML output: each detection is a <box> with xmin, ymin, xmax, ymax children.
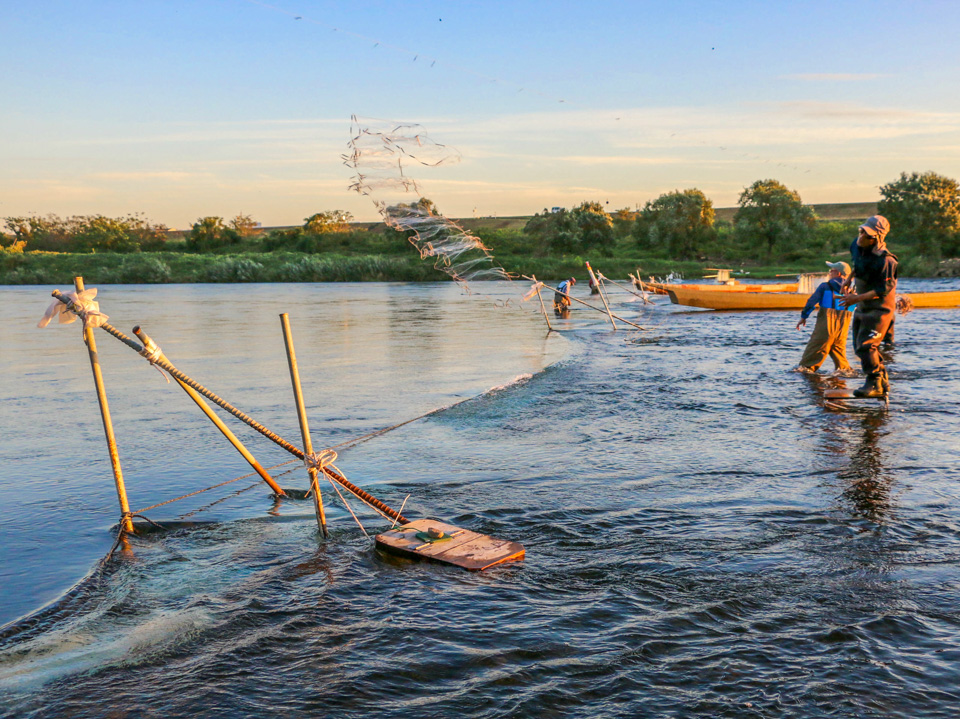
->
<box><xmin>841</xmin><ymin>215</ymin><xmax>899</xmax><ymax>398</ymax></box>
<box><xmin>795</xmin><ymin>261</ymin><xmax>854</xmax><ymax>374</ymax></box>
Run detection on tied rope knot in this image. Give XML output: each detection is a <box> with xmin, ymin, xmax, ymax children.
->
<box><xmin>304</xmin><ymin>449</ymin><xmax>338</xmax><ymax>472</ymax></box>
<box><xmin>139</xmin><ymin>341</ymin><xmax>170</xmax><ymax>383</ymax></box>
<box><xmin>38</xmin><ymin>289</ymin><xmax>109</xmax><ymax>329</ymax></box>
<box><xmin>141</xmin><ymin>343</ymin><xmax>163</xmax><ymax>365</ymax></box>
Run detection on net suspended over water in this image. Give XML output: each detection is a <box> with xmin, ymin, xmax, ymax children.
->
<box><xmin>344</xmin><ymin>116</ymin><xmax>510</xmax><ymax>287</ymax></box>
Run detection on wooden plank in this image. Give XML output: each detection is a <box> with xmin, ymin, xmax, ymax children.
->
<box><xmin>824</xmin><ymin>388</ymin><xmax>887</xmax><ymax>400</ymax></box>
<box><xmin>375</xmin><ymin>519</ymin><xmax>525</xmax><ymax>571</ymax></box>
<box><xmin>824</xmin><ymin>388</ymin><xmax>889</xmax><ymax>408</ymax></box>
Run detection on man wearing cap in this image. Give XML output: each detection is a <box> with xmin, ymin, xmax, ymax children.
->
<box><xmin>840</xmin><ymin>215</ymin><xmax>899</xmax><ymax>397</ymax></box>
<box><xmin>795</xmin><ymin>261</ymin><xmax>854</xmax><ymax>374</ymax></box>
<box><xmin>554</xmin><ymin>276</ymin><xmax>576</xmax><ymax>314</ymax></box>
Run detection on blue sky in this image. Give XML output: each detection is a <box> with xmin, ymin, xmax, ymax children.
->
<box><xmin>2</xmin><ymin>0</ymin><xmax>960</xmax><ymax>227</ymax></box>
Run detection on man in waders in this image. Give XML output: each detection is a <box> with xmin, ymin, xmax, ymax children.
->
<box><xmin>795</xmin><ymin>261</ymin><xmax>854</xmax><ymax>374</ymax></box>
<box><xmin>841</xmin><ymin>215</ymin><xmax>899</xmax><ymax>397</ymax></box>
<box><xmin>554</xmin><ymin>277</ymin><xmax>576</xmax><ymax>315</ymax></box>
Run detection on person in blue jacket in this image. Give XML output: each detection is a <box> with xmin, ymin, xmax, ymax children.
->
<box><xmin>795</xmin><ymin>261</ymin><xmax>854</xmax><ymax>373</ymax></box>
<box><xmin>553</xmin><ymin>277</ymin><xmax>576</xmax><ymax>314</ymax></box>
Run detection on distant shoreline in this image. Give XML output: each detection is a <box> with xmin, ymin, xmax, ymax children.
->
<box><xmin>162</xmin><ymin>201</ymin><xmax>881</xmax><ymax>238</ymax></box>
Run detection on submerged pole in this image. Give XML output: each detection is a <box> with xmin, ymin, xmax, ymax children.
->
<box><xmin>530</xmin><ymin>275</ymin><xmax>553</xmax><ymax>331</ymax></box>
<box><xmin>74</xmin><ymin>277</ymin><xmax>134</xmax><ymax>533</ymax></box>
<box><xmin>279</xmin><ymin>314</ymin><xmax>328</xmax><ymax>538</ymax></box>
<box><xmin>131</xmin><ymin>326</ymin><xmax>286</xmax><ymax>497</ymax></box>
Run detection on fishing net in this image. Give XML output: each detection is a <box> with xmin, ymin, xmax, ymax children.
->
<box><xmin>896</xmin><ymin>294</ymin><xmax>914</xmax><ymax>315</ymax></box>
<box><xmin>344</xmin><ymin>116</ymin><xmax>510</xmax><ymax>287</ymax></box>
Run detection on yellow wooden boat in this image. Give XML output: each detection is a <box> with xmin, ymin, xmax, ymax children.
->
<box><xmin>667</xmin><ymin>286</ymin><xmax>960</xmax><ymax>311</ymax></box>
<box><xmin>905</xmin><ymin>290</ymin><xmax>960</xmax><ymax>308</ymax></box>
<box><xmin>637</xmin><ymin>279</ymin><xmax>799</xmax><ymax>294</ymax></box>
<box><xmin>633</xmin><ymin>269</ymin><xmax>798</xmax><ymax>295</ymax></box>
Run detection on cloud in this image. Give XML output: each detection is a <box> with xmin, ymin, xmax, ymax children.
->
<box><xmin>88</xmin><ymin>171</ymin><xmax>214</xmax><ymax>182</ymax></box>
<box><xmin>781</xmin><ymin>73</ymin><xmax>890</xmax><ymax>82</ymax></box>
<box><xmin>774</xmin><ymin>100</ymin><xmax>916</xmax><ymax>119</ymax></box>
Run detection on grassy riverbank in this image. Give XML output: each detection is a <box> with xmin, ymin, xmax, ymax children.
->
<box><xmin>0</xmin><ymin>249</ymin><xmax>862</xmax><ymax>285</ymax></box>
<box><xmin>0</xmin><ymin>202</ymin><xmax>949</xmax><ymax>284</ymax></box>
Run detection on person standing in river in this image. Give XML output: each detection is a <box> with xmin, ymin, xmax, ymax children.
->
<box><xmin>553</xmin><ymin>276</ymin><xmax>576</xmax><ymax>314</ymax></box>
<box><xmin>841</xmin><ymin>215</ymin><xmax>899</xmax><ymax>397</ymax></box>
<box><xmin>795</xmin><ymin>260</ymin><xmax>854</xmax><ymax>374</ymax></box>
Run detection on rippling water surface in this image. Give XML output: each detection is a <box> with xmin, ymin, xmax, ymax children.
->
<box><xmin>2</xmin><ymin>280</ymin><xmax>960</xmax><ymax>718</ymax></box>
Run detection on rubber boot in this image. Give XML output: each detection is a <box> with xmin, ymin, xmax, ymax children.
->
<box><xmin>853</xmin><ymin>372</ymin><xmax>885</xmax><ymax>398</ymax></box>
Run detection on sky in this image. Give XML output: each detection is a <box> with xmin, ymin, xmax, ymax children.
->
<box><xmin>2</xmin><ymin>0</ymin><xmax>960</xmax><ymax>228</ymax></box>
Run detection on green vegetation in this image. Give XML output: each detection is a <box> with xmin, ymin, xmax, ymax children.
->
<box><xmin>3</xmin><ymin>213</ymin><xmax>168</xmax><ymax>253</ymax></box>
<box><xmin>2</xmin><ymin>174</ymin><xmax>959</xmax><ymax>285</ymax></box>
<box><xmin>734</xmin><ymin>179</ymin><xmax>817</xmax><ymax>259</ymax></box>
<box><xmin>524</xmin><ymin>201</ymin><xmax>615</xmax><ymax>256</ymax></box>
<box><xmin>879</xmin><ymin>171</ymin><xmax>960</xmax><ymax>259</ymax></box>
<box><xmin>0</xmin><ymin>251</ymin><xmax>446</xmax><ymax>285</ymax></box>
<box><xmin>634</xmin><ymin>189</ymin><xmax>715</xmax><ymax>259</ymax></box>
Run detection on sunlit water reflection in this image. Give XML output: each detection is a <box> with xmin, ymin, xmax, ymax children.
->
<box><xmin>2</xmin><ymin>280</ymin><xmax>960</xmax><ymax>717</ymax></box>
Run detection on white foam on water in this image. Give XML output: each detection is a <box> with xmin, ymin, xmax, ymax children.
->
<box><xmin>484</xmin><ymin>374</ymin><xmax>534</xmax><ymax>394</ymax></box>
<box><xmin>0</xmin><ymin>606</ymin><xmax>213</xmax><ymax>692</ymax></box>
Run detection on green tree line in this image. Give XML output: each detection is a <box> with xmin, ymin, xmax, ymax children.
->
<box><xmin>3</xmin><ymin>172</ymin><xmax>959</xmax><ymax>280</ymax></box>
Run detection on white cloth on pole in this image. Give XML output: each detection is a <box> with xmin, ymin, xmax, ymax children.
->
<box><xmin>37</xmin><ymin>289</ymin><xmax>109</xmax><ymax>328</ymax></box>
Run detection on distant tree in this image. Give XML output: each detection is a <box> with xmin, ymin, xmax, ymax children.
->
<box><xmin>0</xmin><ymin>236</ymin><xmax>26</xmax><ymax>254</ymax></box>
<box><xmin>3</xmin><ymin>213</ymin><xmax>166</xmax><ymax>252</ymax></box>
<box><xmin>303</xmin><ymin>210</ymin><xmax>354</xmax><ymax>235</ymax></box>
<box><xmin>3</xmin><ymin>215</ymin><xmax>71</xmax><ymax>251</ymax></box>
<box><xmin>571</xmin><ymin>201</ymin><xmax>615</xmax><ymax>254</ymax></box>
<box><xmin>633</xmin><ymin>189</ymin><xmax>715</xmax><ymax>259</ymax></box>
<box><xmin>230</xmin><ymin>213</ymin><xmax>260</xmax><ymax>237</ymax></box>
<box><xmin>73</xmin><ymin>215</ymin><xmax>142</xmax><ymax>252</ymax></box>
<box><xmin>409</xmin><ymin>197</ymin><xmax>438</xmax><ymax>216</ymax></box>
<box><xmin>186</xmin><ymin>216</ymin><xmax>240</xmax><ymax>252</ymax></box>
<box><xmin>734</xmin><ymin>179</ymin><xmax>816</xmax><ymax>258</ymax></box>
<box><xmin>612</xmin><ymin>207</ymin><xmax>637</xmax><ymax>238</ymax></box>
<box><xmin>523</xmin><ymin>207</ymin><xmax>579</xmax><ymax>255</ymax></box>
<box><xmin>878</xmin><ymin>171</ymin><xmax>960</xmax><ymax>257</ymax></box>
<box><xmin>4</xmin><ymin>217</ymin><xmax>41</xmax><ymax>244</ymax></box>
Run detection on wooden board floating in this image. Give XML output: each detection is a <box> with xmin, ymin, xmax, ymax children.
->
<box><xmin>824</xmin><ymin>388</ymin><xmax>887</xmax><ymax>400</ymax></box>
<box><xmin>824</xmin><ymin>388</ymin><xmax>890</xmax><ymax>408</ymax></box>
<box><xmin>375</xmin><ymin>519</ymin><xmax>525</xmax><ymax>571</ymax></box>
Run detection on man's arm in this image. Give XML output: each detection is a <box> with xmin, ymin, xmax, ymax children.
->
<box><xmin>840</xmin><ymin>289</ymin><xmax>877</xmax><ymax>307</ymax></box>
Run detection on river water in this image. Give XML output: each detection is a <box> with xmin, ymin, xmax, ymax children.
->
<box><xmin>1</xmin><ymin>279</ymin><xmax>959</xmax><ymax>717</ymax></box>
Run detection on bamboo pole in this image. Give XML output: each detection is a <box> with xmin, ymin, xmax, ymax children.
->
<box><xmin>600</xmin><ymin>273</ymin><xmax>649</xmax><ymax>302</ymax></box>
<box><xmin>49</xmin><ymin>290</ymin><xmax>409</xmax><ymax>525</ymax></box>
<box><xmin>585</xmin><ymin>262</ymin><xmax>617</xmax><ymax>330</ymax></box>
<box><xmin>279</xmin><ymin>314</ymin><xmax>327</xmax><ymax>537</ymax></box>
<box><xmin>530</xmin><ymin>275</ymin><xmax>553</xmax><ymax>331</ymax></box>
<box><xmin>131</xmin><ymin>326</ymin><xmax>286</xmax><ymax>497</ymax></box>
<box><xmin>74</xmin><ymin>277</ymin><xmax>134</xmax><ymax>533</ymax></box>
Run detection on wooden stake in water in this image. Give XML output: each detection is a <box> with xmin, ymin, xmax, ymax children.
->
<box><xmin>74</xmin><ymin>277</ymin><xmax>134</xmax><ymax>533</ymax></box>
<box><xmin>279</xmin><ymin>313</ymin><xmax>328</xmax><ymax>538</ymax></box>
<box><xmin>585</xmin><ymin>262</ymin><xmax>617</xmax><ymax>331</ymax></box>
<box><xmin>50</xmin><ymin>289</ymin><xmax>409</xmax><ymax>524</ymax></box>
<box><xmin>132</xmin><ymin>326</ymin><xmax>287</xmax><ymax>497</ymax></box>
<box><xmin>530</xmin><ymin>274</ymin><xmax>553</xmax><ymax>331</ymax></box>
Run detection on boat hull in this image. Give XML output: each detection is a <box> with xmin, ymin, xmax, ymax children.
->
<box><xmin>639</xmin><ymin>280</ymin><xmax>798</xmax><ymax>294</ymax></box>
<box><xmin>667</xmin><ymin>287</ymin><xmax>960</xmax><ymax>311</ymax></box>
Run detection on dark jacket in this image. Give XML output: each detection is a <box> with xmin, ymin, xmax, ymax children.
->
<box><xmin>801</xmin><ymin>277</ymin><xmax>851</xmax><ymax>321</ymax></box>
<box><xmin>850</xmin><ymin>239</ymin><xmax>898</xmax><ymax>311</ymax></box>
